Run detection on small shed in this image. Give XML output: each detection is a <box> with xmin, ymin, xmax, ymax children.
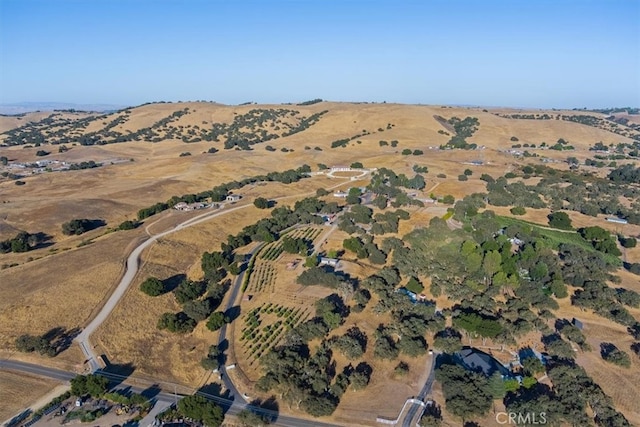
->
<box><xmin>226</xmin><ymin>194</ymin><xmax>242</xmax><ymax>202</ymax></box>
<box><xmin>572</xmin><ymin>318</ymin><xmax>584</xmax><ymax>330</ymax></box>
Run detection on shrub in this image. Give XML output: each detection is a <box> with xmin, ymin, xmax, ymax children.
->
<box><xmin>463</xmin><ymin>168</ymin><xmax>472</xmax><ymax>176</ymax></box>
<box><xmin>458</xmin><ymin>174</ymin><xmax>468</xmax><ymax>181</ymax></box>
<box><xmin>140</xmin><ymin>277</ymin><xmax>165</xmax><ymax>296</ymax></box>
<box><xmin>62</xmin><ymin>218</ymin><xmax>101</xmax><ymax>235</ymax></box>
<box><xmin>601</xmin><ymin>343</ymin><xmax>631</xmax><ymax>368</ymax></box>
<box><xmin>254</xmin><ymin>197</ymin><xmax>269</xmax><ymax>209</ymax></box>
<box><xmin>401</xmin><ymin>149</ymin><xmax>412</xmax><ymax>155</ymax></box>
<box><xmin>548</xmin><ymin>211</ymin><xmax>572</xmax><ymax>230</ymax></box>
<box><xmin>510</xmin><ymin>206</ymin><xmax>526</xmax><ymax>216</ymax></box>
<box><xmin>117</xmin><ymin>220</ymin><xmax>139</xmax><ymax>230</ymax></box>
<box><xmin>619</xmin><ymin>235</ymin><xmax>637</xmax><ymax>248</ymax></box>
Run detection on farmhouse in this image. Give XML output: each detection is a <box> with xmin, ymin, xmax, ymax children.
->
<box><xmin>226</xmin><ymin>194</ymin><xmax>242</xmax><ymax>203</ymax></box>
<box><xmin>455</xmin><ymin>347</ymin><xmax>510</xmax><ymax>377</ymax></box>
<box><xmin>333</xmin><ymin>191</ymin><xmax>348</xmax><ymax>198</ymax></box>
<box><xmin>174</xmin><ymin>202</ymin><xmax>207</xmax><ymax>211</ymax></box>
<box><xmin>319</xmin><ymin>257</ymin><xmax>339</xmax><ymax>268</ymax></box>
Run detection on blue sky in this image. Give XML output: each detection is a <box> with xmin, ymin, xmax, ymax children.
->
<box><xmin>1</xmin><ymin>0</ymin><xmax>639</xmax><ymax>108</ymax></box>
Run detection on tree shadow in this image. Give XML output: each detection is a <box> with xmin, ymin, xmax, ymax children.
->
<box><xmin>224</xmin><ymin>305</ymin><xmax>241</xmax><ymax>323</ymax></box>
<box><xmin>100</xmin><ymin>359</ymin><xmax>136</xmax><ymax>388</ymax></box>
<box><xmin>6</xmin><ymin>409</ymin><xmax>31</xmax><ymax>427</ymax></box>
<box><xmin>197</xmin><ymin>382</ymin><xmax>232</xmax><ymax>413</ymax></box>
<box><xmin>85</xmin><ymin>219</ymin><xmax>107</xmax><ymax>232</ymax></box>
<box><xmin>30</xmin><ymin>232</ymin><xmax>54</xmax><ymax>249</ymax></box>
<box><xmin>140</xmin><ymin>384</ymin><xmax>162</xmax><ymax>401</ymax></box>
<box><xmin>248</xmin><ymin>395</ymin><xmax>280</xmax><ymax>423</ymax></box>
<box><xmin>554</xmin><ymin>318</ymin><xmax>571</xmax><ymax>331</ymax></box>
<box><xmin>41</xmin><ymin>326</ymin><xmax>82</xmax><ymax>355</ymax></box>
<box><xmin>162</xmin><ymin>273</ymin><xmax>186</xmax><ymax>293</ymax></box>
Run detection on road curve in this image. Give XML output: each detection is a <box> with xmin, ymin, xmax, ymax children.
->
<box><xmin>73</xmin><ymin>177</ymin><xmax>353</xmax><ymax>375</ymax></box>
<box><xmin>74</xmin><ymin>203</ymin><xmax>256</xmax><ymax>371</ymax></box>
<box><xmin>402</xmin><ymin>352</ymin><xmax>439</xmax><ymax>427</ymax></box>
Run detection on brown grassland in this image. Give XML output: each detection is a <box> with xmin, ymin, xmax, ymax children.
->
<box><xmin>0</xmin><ymin>370</ymin><xmax>60</xmax><ymax>421</ymax></box>
<box><xmin>0</xmin><ymin>102</ymin><xmax>638</xmax><ymax>423</ymax></box>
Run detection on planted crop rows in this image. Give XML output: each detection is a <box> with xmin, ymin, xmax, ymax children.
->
<box><xmin>247</xmin><ymin>261</ymin><xmax>277</xmax><ymax>293</ymax></box>
<box><xmin>239</xmin><ymin>303</ymin><xmax>310</xmax><ymax>364</ymax></box>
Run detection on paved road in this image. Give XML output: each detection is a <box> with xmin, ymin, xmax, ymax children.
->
<box><xmin>402</xmin><ymin>352</ymin><xmax>439</xmax><ymax>427</ymax></box>
<box><xmin>74</xmin><ymin>203</ymin><xmax>256</xmax><ymax>371</ymax></box>
<box><xmin>75</xmin><ymin>177</ymin><xmax>355</xmax><ymax>372</ymax></box>
<box><xmin>216</xmin><ymin>242</ymin><xmax>266</xmax><ymax>404</ymax></box>
<box><xmin>0</xmin><ymin>359</ymin><xmax>340</xmax><ymax>427</ymax></box>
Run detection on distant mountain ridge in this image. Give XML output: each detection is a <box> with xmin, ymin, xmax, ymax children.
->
<box><xmin>0</xmin><ymin>102</ymin><xmax>126</xmax><ymax>115</ymax></box>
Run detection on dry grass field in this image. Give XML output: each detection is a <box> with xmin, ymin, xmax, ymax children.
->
<box><xmin>0</xmin><ymin>370</ymin><xmax>60</xmax><ymax>421</ymax></box>
<box><xmin>1</xmin><ymin>102</ymin><xmax>638</xmax><ymax>423</ymax></box>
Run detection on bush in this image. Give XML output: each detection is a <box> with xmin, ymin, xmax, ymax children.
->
<box><xmin>350</xmin><ymin>162</ymin><xmax>363</xmax><ymax>169</ymax></box>
<box><xmin>405</xmin><ymin>277</ymin><xmax>424</xmax><ymax>294</ymax></box>
<box><xmin>117</xmin><ymin>220</ymin><xmax>139</xmax><ymax>230</ymax></box>
<box><xmin>140</xmin><ymin>277</ymin><xmax>165</xmax><ymax>296</ymax></box>
<box><xmin>62</xmin><ymin>218</ymin><xmax>102</xmax><ymax>235</ymax></box>
<box><xmin>601</xmin><ymin>343</ymin><xmax>631</xmax><ymax>368</ymax></box>
<box><xmin>458</xmin><ymin>174</ymin><xmax>468</xmax><ymax>181</ymax></box>
<box><xmin>510</xmin><ymin>206</ymin><xmax>526</xmax><ymax>215</ymax></box>
<box><xmin>157</xmin><ymin>312</ymin><xmax>196</xmax><ymax>333</ymax></box>
<box><xmin>254</xmin><ymin>197</ymin><xmax>269</xmax><ymax>209</ymax></box>
<box><xmin>548</xmin><ymin>211</ymin><xmax>572</xmax><ymax>230</ymax></box>
<box><xmin>442</xmin><ymin>195</ymin><xmax>455</xmax><ymax>205</ymax></box>
<box><xmin>401</xmin><ymin>149</ymin><xmax>412</xmax><ymax>155</ymax></box>
<box><xmin>619</xmin><ymin>235</ymin><xmax>637</xmax><ymax>248</ymax></box>
<box><xmin>463</xmin><ymin>168</ymin><xmax>473</xmax><ymax>176</ymax></box>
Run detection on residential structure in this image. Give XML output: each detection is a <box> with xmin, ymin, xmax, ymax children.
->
<box><xmin>226</xmin><ymin>194</ymin><xmax>242</xmax><ymax>203</ymax></box>
<box><xmin>319</xmin><ymin>257</ymin><xmax>339</xmax><ymax>268</ymax></box>
<box><xmin>455</xmin><ymin>347</ymin><xmax>510</xmax><ymax>377</ymax></box>
<box><xmin>606</xmin><ymin>217</ymin><xmax>628</xmax><ymax>224</ymax></box>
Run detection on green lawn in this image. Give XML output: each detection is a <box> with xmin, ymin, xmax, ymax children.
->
<box><xmin>495</xmin><ymin>215</ymin><xmax>622</xmax><ymax>267</ymax></box>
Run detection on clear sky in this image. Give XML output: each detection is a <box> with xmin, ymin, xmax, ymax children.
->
<box><xmin>1</xmin><ymin>0</ymin><xmax>639</xmax><ymax>108</ymax></box>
